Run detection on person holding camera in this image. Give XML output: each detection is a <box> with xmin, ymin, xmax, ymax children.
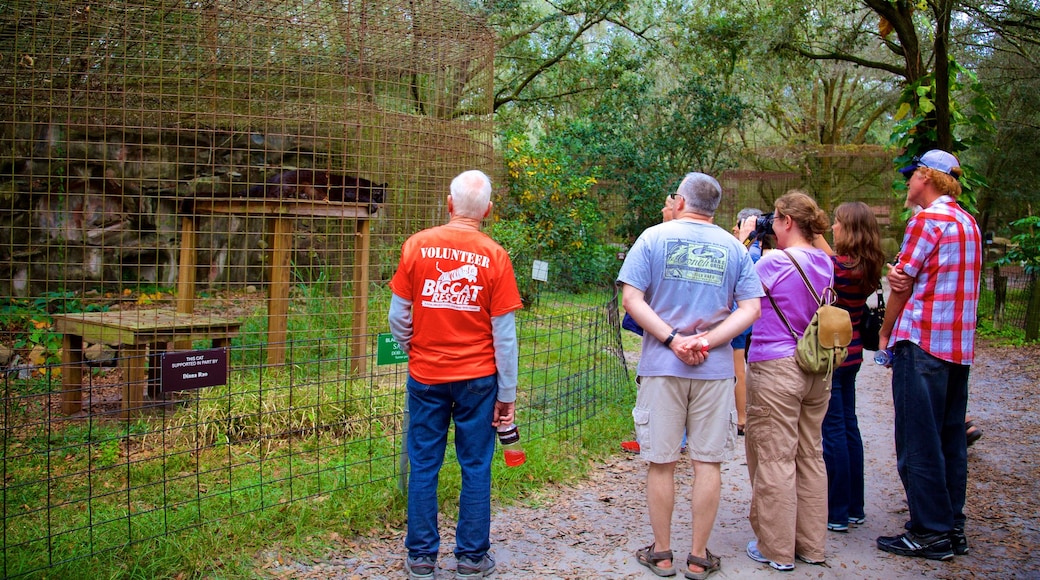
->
<box><xmin>744</xmin><ymin>190</ymin><xmax>833</xmax><ymax>571</ymax></box>
<box><xmin>731</xmin><ymin>207</ymin><xmax>765</xmax><ymax>435</ymax></box>
<box><xmin>812</xmin><ymin>202</ymin><xmax>886</xmax><ymax>533</ymax></box>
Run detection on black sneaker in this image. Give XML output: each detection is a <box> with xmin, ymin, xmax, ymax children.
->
<box><xmin>877</xmin><ymin>531</ymin><xmax>954</xmax><ymax>561</ymax></box>
<box><xmin>950</xmin><ymin>528</ymin><xmax>969</xmax><ymax>555</ymax></box>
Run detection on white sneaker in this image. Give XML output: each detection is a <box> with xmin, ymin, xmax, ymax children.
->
<box><xmin>746</xmin><ymin>540</ymin><xmax>794</xmax><ymax>572</ymax></box>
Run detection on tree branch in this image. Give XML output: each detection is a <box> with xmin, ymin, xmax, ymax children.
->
<box><xmin>494</xmin><ymin>3</ymin><xmax>616</xmax><ymax>111</ymax></box>
<box><xmin>778</xmin><ymin>42</ymin><xmax>908</xmax><ymax>77</ymax></box>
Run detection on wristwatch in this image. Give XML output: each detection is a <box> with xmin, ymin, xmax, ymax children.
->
<box><xmin>663</xmin><ymin>328</ymin><xmax>679</xmax><ymax>348</ymax></box>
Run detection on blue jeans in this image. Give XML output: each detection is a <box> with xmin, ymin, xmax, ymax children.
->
<box><xmin>891</xmin><ymin>341</ymin><xmax>970</xmax><ymax>534</ymax></box>
<box><xmin>405</xmin><ymin>374</ymin><xmax>498</xmax><ymax>562</ymax></box>
<box><xmin>822</xmin><ymin>364</ymin><xmax>865</xmax><ymax>525</ymax></box>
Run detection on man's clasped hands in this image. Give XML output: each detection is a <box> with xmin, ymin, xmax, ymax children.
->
<box><xmin>669</xmin><ymin>332</ymin><xmax>712</xmax><ymax>366</ymax></box>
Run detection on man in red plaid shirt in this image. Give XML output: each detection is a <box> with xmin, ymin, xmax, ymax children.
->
<box><xmin>876</xmin><ymin>149</ymin><xmax>982</xmax><ymax>562</ymax></box>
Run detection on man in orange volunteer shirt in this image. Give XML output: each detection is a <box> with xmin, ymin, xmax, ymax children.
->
<box><xmin>389</xmin><ymin>170</ymin><xmax>523</xmax><ymax>580</ymax></box>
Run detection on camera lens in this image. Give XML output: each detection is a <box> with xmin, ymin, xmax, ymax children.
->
<box><xmin>754</xmin><ymin>214</ymin><xmax>774</xmax><ymax>238</ymax></box>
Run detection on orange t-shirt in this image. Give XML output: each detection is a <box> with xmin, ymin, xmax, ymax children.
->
<box><xmin>389</xmin><ymin>225</ymin><xmax>523</xmax><ymax>384</ymax></box>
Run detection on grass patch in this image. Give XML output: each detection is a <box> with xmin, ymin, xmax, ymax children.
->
<box><xmin>1</xmin><ymin>288</ymin><xmax>632</xmax><ymax>578</ymax></box>
<box><xmin>6</xmin><ymin>399</ymin><xmax>634</xmax><ymax>579</ymax></box>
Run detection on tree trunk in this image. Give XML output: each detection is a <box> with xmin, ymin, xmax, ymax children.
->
<box><xmin>1026</xmin><ymin>273</ymin><xmax>1040</xmax><ymax>341</ymax></box>
<box><xmin>933</xmin><ymin>0</ymin><xmax>954</xmax><ymax>151</ymax></box>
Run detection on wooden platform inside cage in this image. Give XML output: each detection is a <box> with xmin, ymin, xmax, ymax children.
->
<box><xmin>53</xmin><ymin>309</ymin><xmax>240</xmax><ymax>418</ymax></box>
<box><xmin>177</xmin><ymin>199</ymin><xmax>373</xmax><ymax>372</ymax></box>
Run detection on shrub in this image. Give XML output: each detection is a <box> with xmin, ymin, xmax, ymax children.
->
<box><xmin>491</xmin><ymin>132</ymin><xmax>611</xmax><ymax>298</ymax></box>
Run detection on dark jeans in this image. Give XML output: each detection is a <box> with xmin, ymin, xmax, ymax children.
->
<box><xmin>891</xmin><ymin>341</ymin><xmax>970</xmax><ymax>534</ymax></box>
<box><xmin>405</xmin><ymin>374</ymin><xmax>498</xmax><ymax>562</ymax></box>
<box><xmin>822</xmin><ymin>363</ymin><xmax>865</xmax><ymax>525</ymax></box>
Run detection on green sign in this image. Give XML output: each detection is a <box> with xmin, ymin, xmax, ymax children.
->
<box><xmin>377</xmin><ymin>333</ymin><xmax>409</xmax><ymax>365</ymax></box>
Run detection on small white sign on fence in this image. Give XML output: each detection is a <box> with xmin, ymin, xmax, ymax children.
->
<box><xmin>532</xmin><ymin>260</ymin><xmax>549</xmax><ymax>282</ymax></box>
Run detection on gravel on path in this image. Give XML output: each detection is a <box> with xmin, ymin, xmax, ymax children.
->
<box><xmin>257</xmin><ymin>341</ymin><xmax>1040</xmax><ymax>580</ymax></box>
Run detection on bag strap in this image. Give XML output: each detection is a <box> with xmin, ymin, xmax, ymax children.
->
<box><xmin>864</xmin><ymin>279</ymin><xmax>885</xmax><ymax>317</ymax></box>
<box><xmin>766</xmin><ymin>249</ymin><xmax>834</xmax><ymax>341</ymax></box>
<box><xmin>766</xmin><ymin>290</ymin><xmax>799</xmax><ymax>340</ymax></box>
<box><xmin>782</xmin><ymin>249</ymin><xmax>823</xmax><ymax>305</ymax></box>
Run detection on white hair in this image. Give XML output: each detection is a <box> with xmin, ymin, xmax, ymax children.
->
<box><xmin>450</xmin><ymin>170</ymin><xmax>492</xmax><ymax>219</ymax></box>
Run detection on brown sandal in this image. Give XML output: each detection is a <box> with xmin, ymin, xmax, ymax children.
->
<box><xmin>685</xmin><ymin>549</ymin><xmax>721</xmax><ymax>580</ymax></box>
<box><xmin>636</xmin><ymin>543</ymin><xmax>676</xmax><ymax>577</ymax></box>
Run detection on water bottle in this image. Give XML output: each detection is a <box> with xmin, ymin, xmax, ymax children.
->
<box><xmin>497</xmin><ymin>423</ymin><xmax>526</xmax><ymax>467</ymax></box>
<box><xmin>874</xmin><ymin>348</ymin><xmax>893</xmax><ymax>367</ymax></box>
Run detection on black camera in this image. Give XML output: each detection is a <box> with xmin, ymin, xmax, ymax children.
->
<box><xmin>751</xmin><ymin>214</ymin><xmax>774</xmax><ymax>240</ymax></box>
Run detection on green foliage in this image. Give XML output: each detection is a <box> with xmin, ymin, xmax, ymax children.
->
<box><xmin>997</xmin><ymin>216</ymin><xmax>1040</xmax><ymax>340</ymax></box>
<box><xmin>164</xmin><ymin>377</ymin><xmax>389</xmax><ymax>447</ymax></box>
<box><xmin>489</xmin><ymin>132</ymin><xmax>616</xmax><ymax>298</ymax></box>
<box><xmin>971</xmin><ymin>34</ymin><xmax>1040</xmax><ymax>234</ymax></box>
<box><xmin>1</xmin><ymin>291</ymin><xmax>107</xmax><ymax>318</ymax></box>
<box><xmin>890</xmin><ymin>59</ymin><xmax>997</xmax><ymax>211</ymax></box>
<box><xmin>3</xmin><ymin>290</ymin><xmax>632</xmax><ymax>578</ymax></box>
<box><xmin>1000</xmin><ymin>216</ymin><xmax>1040</xmax><ymax>276</ymax></box>
<box><xmin>225</xmin><ymin>278</ymin><xmax>357</xmax><ymax>367</ymax></box>
<box><xmin>22</xmin><ymin>401</ymin><xmax>635</xmax><ymax>579</ymax></box>
<box><xmin>0</xmin><ymin>292</ymin><xmax>109</xmax><ymax>363</ymax></box>
<box><xmin>549</xmin><ymin>75</ymin><xmax>747</xmax><ymax>239</ymax></box>
<box><xmin>489</xmin><ymin>0</ymin><xmax>642</xmax><ymax>116</ymax></box>
<box><xmin>975</xmin><ymin>316</ymin><xmax>1029</xmax><ymax>345</ymax></box>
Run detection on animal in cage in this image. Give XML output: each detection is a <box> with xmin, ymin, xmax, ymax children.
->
<box><xmin>246</xmin><ymin>169</ymin><xmax>386</xmax><ymax>212</ymax></box>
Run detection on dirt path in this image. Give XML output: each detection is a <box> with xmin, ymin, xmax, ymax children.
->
<box><xmin>258</xmin><ymin>341</ymin><xmax>1040</xmax><ymax>579</ymax></box>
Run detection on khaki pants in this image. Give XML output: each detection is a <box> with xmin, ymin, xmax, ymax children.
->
<box><xmin>745</xmin><ymin>356</ymin><xmax>830</xmax><ymax>564</ymax></box>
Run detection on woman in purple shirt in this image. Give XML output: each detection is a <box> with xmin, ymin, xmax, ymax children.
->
<box><xmin>744</xmin><ymin>190</ymin><xmax>833</xmax><ymax>571</ymax></box>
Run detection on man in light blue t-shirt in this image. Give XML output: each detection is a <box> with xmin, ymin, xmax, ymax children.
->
<box><xmin>618</xmin><ymin>172</ymin><xmax>762</xmax><ymax>579</ymax></box>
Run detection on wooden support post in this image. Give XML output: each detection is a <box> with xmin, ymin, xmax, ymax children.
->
<box><xmin>267</xmin><ymin>216</ymin><xmax>293</xmax><ymax>366</ymax></box>
<box><xmin>175</xmin><ymin>215</ymin><xmax>198</xmax><ymax>350</ymax></box>
<box><xmin>121</xmin><ymin>344</ymin><xmax>147</xmax><ymax>420</ymax></box>
<box><xmin>350</xmin><ymin>219</ymin><xmax>371</xmax><ymax>375</ymax></box>
<box><xmin>61</xmin><ymin>333</ymin><xmax>83</xmax><ymax>415</ymax></box>
<box><xmin>177</xmin><ymin>215</ymin><xmax>197</xmax><ymax>315</ymax></box>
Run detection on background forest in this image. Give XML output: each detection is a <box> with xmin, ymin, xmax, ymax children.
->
<box><xmin>478</xmin><ymin>0</ymin><xmax>1040</xmax><ymax>290</ymax></box>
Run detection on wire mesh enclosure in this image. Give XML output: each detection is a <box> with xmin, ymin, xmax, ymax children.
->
<box><xmin>0</xmin><ymin>2</ymin><xmax>625</xmax><ymax>578</ymax></box>
<box><xmin>1</xmin><ymin>0</ymin><xmax>495</xmax><ymax>406</ymax></box>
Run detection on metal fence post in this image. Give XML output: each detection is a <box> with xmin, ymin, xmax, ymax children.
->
<box><xmin>399</xmin><ymin>394</ymin><xmax>410</xmax><ymax>495</ymax></box>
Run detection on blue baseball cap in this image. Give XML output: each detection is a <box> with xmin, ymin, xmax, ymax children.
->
<box><xmin>899</xmin><ymin>149</ymin><xmax>960</xmax><ymax>177</ymax></box>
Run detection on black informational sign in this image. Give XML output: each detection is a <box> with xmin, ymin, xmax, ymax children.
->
<box><xmin>161</xmin><ymin>347</ymin><xmax>229</xmax><ymax>392</ymax></box>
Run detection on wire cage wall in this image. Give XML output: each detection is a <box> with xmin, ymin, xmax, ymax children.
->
<box><xmin>0</xmin><ymin>0</ymin><xmax>495</xmax><ymax>405</ymax></box>
<box><xmin>0</xmin><ymin>2</ymin><xmax>630</xmax><ymax>578</ymax></box>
